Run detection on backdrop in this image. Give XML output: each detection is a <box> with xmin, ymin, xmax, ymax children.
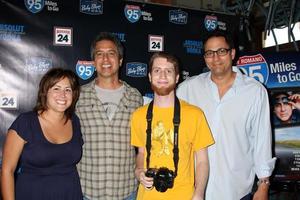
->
<box><xmin>0</xmin><ymin>0</ymin><xmax>239</xmax><ymax>150</ymax></box>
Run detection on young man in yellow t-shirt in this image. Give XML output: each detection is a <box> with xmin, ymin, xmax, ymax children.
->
<box><xmin>131</xmin><ymin>52</ymin><xmax>214</xmax><ymax>200</ymax></box>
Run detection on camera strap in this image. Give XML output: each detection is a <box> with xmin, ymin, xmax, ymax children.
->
<box><xmin>146</xmin><ymin>96</ymin><xmax>180</xmax><ymax>177</ymax></box>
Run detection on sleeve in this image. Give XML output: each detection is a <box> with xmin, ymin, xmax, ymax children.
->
<box><xmin>252</xmin><ymin>86</ymin><xmax>276</xmax><ymax>178</ymax></box>
<box><xmin>73</xmin><ymin>113</ymin><xmax>84</xmax><ymax>146</ymax></box>
<box><xmin>192</xmin><ymin>110</ymin><xmax>215</xmax><ymax>151</ymax></box>
<box><xmin>9</xmin><ymin>112</ymin><xmax>32</xmax><ymax>142</ymax></box>
<box><xmin>130</xmin><ymin>109</ymin><xmax>145</xmax><ymax>148</ymax></box>
<box><xmin>176</xmin><ymin>81</ymin><xmax>189</xmax><ymax>102</ymax></box>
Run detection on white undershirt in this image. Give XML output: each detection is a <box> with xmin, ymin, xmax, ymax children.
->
<box><xmin>95</xmin><ymin>85</ymin><xmax>125</xmax><ymax>120</ymax></box>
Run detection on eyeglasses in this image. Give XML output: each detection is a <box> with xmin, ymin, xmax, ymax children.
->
<box><xmin>204</xmin><ymin>48</ymin><xmax>231</xmax><ymax>58</ymax></box>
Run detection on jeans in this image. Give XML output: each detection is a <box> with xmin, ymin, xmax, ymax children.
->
<box><xmin>83</xmin><ymin>190</ymin><xmax>137</xmax><ymax>200</ymax></box>
<box><xmin>124</xmin><ymin>190</ymin><xmax>137</xmax><ymax>200</ymax></box>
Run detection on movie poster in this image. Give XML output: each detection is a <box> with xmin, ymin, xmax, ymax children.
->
<box><xmin>238</xmin><ymin>51</ymin><xmax>300</xmax><ymax>181</ymax></box>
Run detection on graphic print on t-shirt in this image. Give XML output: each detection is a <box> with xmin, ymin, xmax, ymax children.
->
<box><xmin>102</xmin><ymin>102</ymin><xmax>118</xmax><ymax>120</ymax></box>
<box><xmin>152</xmin><ymin>121</ymin><xmax>174</xmax><ymax>157</ymax></box>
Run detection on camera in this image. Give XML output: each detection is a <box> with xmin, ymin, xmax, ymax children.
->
<box><xmin>145</xmin><ymin>167</ymin><xmax>175</xmax><ymax>192</ymax></box>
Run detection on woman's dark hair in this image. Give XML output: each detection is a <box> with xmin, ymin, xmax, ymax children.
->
<box><xmin>34</xmin><ymin>67</ymin><xmax>80</xmax><ymax>121</ymax></box>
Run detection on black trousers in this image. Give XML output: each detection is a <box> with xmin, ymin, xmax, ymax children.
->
<box><xmin>240</xmin><ymin>193</ymin><xmax>252</xmax><ymax>200</ymax></box>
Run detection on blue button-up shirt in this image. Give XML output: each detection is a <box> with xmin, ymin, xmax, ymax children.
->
<box><xmin>177</xmin><ymin>67</ymin><xmax>276</xmax><ymax>200</ymax></box>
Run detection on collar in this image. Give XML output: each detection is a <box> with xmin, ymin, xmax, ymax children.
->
<box><xmin>205</xmin><ymin>66</ymin><xmax>245</xmax><ymax>95</ymax></box>
<box><xmin>84</xmin><ymin>79</ymin><xmax>133</xmax><ymax>107</ymax></box>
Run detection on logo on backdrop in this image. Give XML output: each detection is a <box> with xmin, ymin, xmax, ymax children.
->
<box><xmin>24</xmin><ymin>0</ymin><xmax>45</xmax><ymax>13</ymax></box>
<box><xmin>80</xmin><ymin>0</ymin><xmax>103</xmax><ymax>15</ymax></box>
<box><xmin>218</xmin><ymin>21</ymin><xmax>227</xmax><ymax>31</ymax></box>
<box><xmin>45</xmin><ymin>1</ymin><xmax>59</xmax><ymax>12</ymax></box>
<box><xmin>142</xmin><ymin>11</ymin><xmax>153</xmax><ymax>21</ymax></box>
<box><xmin>25</xmin><ymin>57</ymin><xmax>52</xmax><ymax>74</ymax></box>
<box><xmin>112</xmin><ymin>32</ymin><xmax>126</xmax><ymax>42</ymax></box>
<box><xmin>237</xmin><ymin>54</ymin><xmax>269</xmax><ymax>85</ymax></box>
<box><xmin>76</xmin><ymin>61</ymin><xmax>95</xmax><ymax>80</ymax></box>
<box><xmin>0</xmin><ymin>24</ymin><xmax>26</xmax><ymax>42</ymax></box>
<box><xmin>126</xmin><ymin>62</ymin><xmax>147</xmax><ymax>77</ymax></box>
<box><xmin>53</xmin><ymin>27</ymin><xmax>73</xmax><ymax>46</ymax></box>
<box><xmin>183</xmin><ymin>40</ymin><xmax>203</xmax><ymax>54</ymax></box>
<box><xmin>0</xmin><ymin>92</ymin><xmax>18</xmax><ymax>110</ymax></box>
<box><xmin>169</xmin><ymin>10</ymin><xmax>188</xmax><ymax>24</ymax></box>
<box><xmin>148</xmin><ymin>35</ymin><xmax>164</xmax><ymax>52</ymax></box>
<box><xmin>204</xmin><ymin>15</ymin><xmax>218</xmax><ymax>31</ymax></box>
<box><xmin>124</xmin><ymin>5</ymin><xmax>141</xmax><ymax>23</ymax></box>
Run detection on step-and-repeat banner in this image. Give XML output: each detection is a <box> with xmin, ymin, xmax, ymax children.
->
<box><xmin>0</xmin><ymin>0</ymin><xmax>239</xmax><ymax>142</ymax></box>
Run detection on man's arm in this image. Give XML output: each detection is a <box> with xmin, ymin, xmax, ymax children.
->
<box><xmin>253</xmin><ymin>178</ymin><xmax>270</xmax><ymax>200</ymax></box>
<box><xmin>192</xmin><ymin>147</ymin><xmax>209</xmax><ymax>200</ymax></box>
<box><xmin>134</xmin><ymin>147</ymin><xmax>154</xmax><ymax>189</ymax></box>
<box><xmin>252</xmin><ymin>87</ymin><xmax>276</xmax><ymax>200</ymax></box>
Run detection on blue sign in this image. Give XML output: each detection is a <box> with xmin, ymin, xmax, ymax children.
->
<box><xmin>76</xmin><ymin>61</ymin><xmax>95</xmax><ymax>80</ymax></box>
<box><xmin>237</xmin><ymin>54</ymin><xmax>269</xmax><ymax>85</ymax></box>
<box><xmin>124</xmin><ymin>5</ymin><xmax>141</xmax><ymax>23</ymax></box>
<box><xmin>169</xmin><ymin>10</ymin><xmax>188</xmax><ymax>25</ymax></box>
<box><xmin>204</xmin><ymin>15</ymin><xmax>217</xmax><ymax>31</ymax></box>
<box><xmin>237</xmin><ymin>52</ymin><xmax>300</xmax><ymax>88</ymax></box>
<box><xmin>126</xmin><ymin>62</ymin><xmax>147</xmax><ymax>77</ymax></box>
<box><xmin>80</xmin><ymin>0</ymin><xmax>103</xmax><ymax>15</ymax></box>
<box><xmin>183</xmin><ymin>40</ymin><xmax>203</xmax><ymax>54</ymax></box>
<box><xmin>24</xmin><ymin>0</ymin><xmax>45</xmax><ymax>14</ymax></box>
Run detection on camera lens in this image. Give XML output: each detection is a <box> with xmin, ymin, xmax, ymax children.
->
<box><xmin>145</xmin><ymin>168</ymin><xmax>156</xmax><ymax>178</ymax></box>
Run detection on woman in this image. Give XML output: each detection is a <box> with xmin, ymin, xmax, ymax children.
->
<box><xmin>1</xmin><ymin>68</ymin><xmax>83</xmax><ymax>200</ymax></box>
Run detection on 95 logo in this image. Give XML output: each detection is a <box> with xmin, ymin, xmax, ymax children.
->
<box><xmin>204</xmin><ymin>15</ymin><xmax>218</xmax><ymax>31</ymax></box>
<box><xmin>24</xmin><ymin>0</ymin><xmax>45</xmax><ymax>13</ymax></box>
<box><xmin>0</xmin><ymin>92</ymin><xmax>18</xmax><ymax>109</ymax></box>
<box><xmin>76</xmin><ymin>61</ymin><xmax>95</xmax><ymax>80</ymax></box>
<box><xmin>53</xmin><ymin>27</ymin><xmax>73</xmax><ymax>46</ymax></box>
<box><xmin>237</xmin><ymin>54</ymin><xmax>269</xmax><ymax>85</ymax></box>
<box><xmin>124</xmin><ymin>5</ymin><xmax>141</xmax><ymax>23</ymax></box>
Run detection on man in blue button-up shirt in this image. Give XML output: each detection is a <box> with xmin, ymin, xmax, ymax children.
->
<box><xmin>177</xmin><ymin>31</ymin><xmax>276</xmax><ymax>200</ymax></box>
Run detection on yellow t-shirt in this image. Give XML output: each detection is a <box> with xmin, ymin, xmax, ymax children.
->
<box><xmin>131</xmin><ymin>100</ymin><xmax>214</xmax><ymax>200</ymax></box>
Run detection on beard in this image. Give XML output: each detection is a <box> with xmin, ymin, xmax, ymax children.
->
<box><xmin>151</xmin><ymin>82</ymin><xmax>176</xmax><ymax>96</ymax></box>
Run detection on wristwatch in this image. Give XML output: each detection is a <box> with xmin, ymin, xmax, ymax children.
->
<box><xmin>257</xmin><ymin>179</ymin><xmax>270</xmax><ymax>186</ymax></box>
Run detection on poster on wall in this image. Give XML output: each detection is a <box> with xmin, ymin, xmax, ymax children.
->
<box><xmin>238</xmin><ymin>51</ymin><xmax>300</xmax><ymax>182</ymax></box>
<box><xmin>270</xmin><ymin>89</ymin><xmax>300</xmax><ymax>181</ymax></box>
